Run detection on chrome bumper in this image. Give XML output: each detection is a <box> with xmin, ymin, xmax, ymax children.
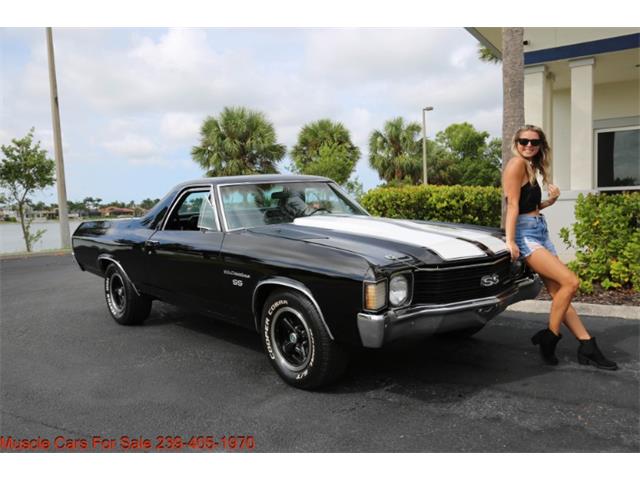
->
<box><xmin>356</xmin><ymin>275</ymin><xmax>542</xmax><ymax>348</ymax></box>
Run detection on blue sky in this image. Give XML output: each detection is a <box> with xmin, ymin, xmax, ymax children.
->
<box><xmin>1</xmin><ymin>27</ymin><xmax>503</xmax><ymax>204</ymax></box>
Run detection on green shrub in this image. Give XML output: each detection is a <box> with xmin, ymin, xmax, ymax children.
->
<box><xmin>360</xmin><ymin>184</ymin><xmax>502</xmax><ymax>227</ymax></box>
<box><xmin>559</xmin><ymin>192</ymin><xmax>640</xmax><ymax>293</ymax></box>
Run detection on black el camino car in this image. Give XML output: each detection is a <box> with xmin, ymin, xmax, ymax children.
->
<box><xmin>72</xmin><ymin>174</ymin><xmax>541</xmax><ymax>389</ymax></box>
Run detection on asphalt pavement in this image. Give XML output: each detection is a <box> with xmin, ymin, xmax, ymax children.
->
<box><xmin>1</xmin><ymin>254</ymin><xmax>638</xmax><ymax>452</ymax></box>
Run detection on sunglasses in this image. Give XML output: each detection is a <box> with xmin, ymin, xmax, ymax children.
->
<box><xmin>517</xmin><ymin>138</ymin><xmax>542</xmax><ymax>147</ymax></box>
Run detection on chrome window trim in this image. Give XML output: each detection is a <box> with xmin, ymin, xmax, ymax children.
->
<box><xmin>326</xmin><ymin>182</ymin><xmax>370</xmax><ymax>216</ymax></box>
<box><xmin>251</xmin><ymin>278</ymin><xmax>334</xmax><ymax>340</ymax></box>
<box><xmin>161</xmin><ymin>185</ymin><xmax>221</xmax><ymax>232</ymax></box>
<box><xmin>197</xmin><ymin>185</ymin><xmax>221</xmax><ymax>232</ymax></box>
<box><xmin>216</xmin><ymin>179</ymin><xmax>367</xmax><ymax>232</ymax></box>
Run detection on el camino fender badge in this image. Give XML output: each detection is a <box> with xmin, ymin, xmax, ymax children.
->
<box><xmin>480</xmin><ymin>273</ymin><xmax>500</xmax><ymax>287</ymax></box>
<box><xmin>223</xmin><ymin>269</ymin><xmax>251</xmax><ymax>279</ymax></box>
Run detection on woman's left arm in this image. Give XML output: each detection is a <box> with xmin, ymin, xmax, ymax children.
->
<box><xmin>540</xmin><ymin>184</ymin><xmax>560</xmax><ymax>210</ymax></box>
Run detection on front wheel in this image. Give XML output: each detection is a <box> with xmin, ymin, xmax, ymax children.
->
<box><xmin>104</xmin><ymin>263</ymin><xmax>152</xmax><ymax>325</ymax></box>
<box><xmin>261</xmin><ymin>289</ymin><xmax>348</xmax><ymax>389</ymax></box>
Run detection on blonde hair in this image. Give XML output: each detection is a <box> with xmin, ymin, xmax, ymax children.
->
<box><xmin>511</xmin><ymin>124</ymin><xmax>551</xmax><ymax>186</ymax></box>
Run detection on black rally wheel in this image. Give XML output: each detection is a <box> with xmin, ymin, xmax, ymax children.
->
<box><xmin>104</xmin><ymin>263</ymin><xmax>151</xmax><ymax>325</ymax></box>
<box><xmin>261</xmin><ymin>289</ymin><xmax>348</xmax><ymax>389</ymax></box>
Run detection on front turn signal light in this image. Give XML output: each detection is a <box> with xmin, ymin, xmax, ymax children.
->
<box><xmin>364</xmin><ymin>280</ymin><xmax>387</xmax><ymax>311</ymax></box>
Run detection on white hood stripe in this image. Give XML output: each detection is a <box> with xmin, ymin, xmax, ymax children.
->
<box><xmin>293</xmin><ymin>216</ymin><xmax>505</xmax><ymax>260</ymax></box>
<box><xmin>391</xmin><ymin>219</ymin><xmax>508</xmax><ymax>255</ymax></box>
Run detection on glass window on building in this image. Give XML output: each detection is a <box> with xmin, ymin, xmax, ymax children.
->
<box><xmin>597</xmin><ymin>127</ymin><xmax>640</xmax><ymax>189</ymax></box>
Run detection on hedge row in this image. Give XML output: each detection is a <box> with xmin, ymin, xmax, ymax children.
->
<box><xmin>360</xmin><ymin>184</ymin><xmax>502</xmax><ymax>227</ymax></box>
<box><xmin>560</xmin><ymin>192</ymin><xmax>639</xmax><ymax>292</ymax></box>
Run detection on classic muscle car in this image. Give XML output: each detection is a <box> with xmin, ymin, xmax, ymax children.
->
<box><xmin>72</xmin><ymin>175</ymin><xmax>541</xmax><ymax>389</ymax></box>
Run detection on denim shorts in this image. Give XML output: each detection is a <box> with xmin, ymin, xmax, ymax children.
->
<box><xmin>515</xmin><ymin>214</ymin><xmax>558</xmax><ymax>260</ymax></box>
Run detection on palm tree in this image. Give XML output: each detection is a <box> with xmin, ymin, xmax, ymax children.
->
<box><xmin>478</xmin><ymin>44</ymin><xmax>500</xmax><ymax>64</ymax></box>
<box><xmin>291</xmin><ymin>119</ymin><xmax>360</xmax><ymax>185</ymax></box>
<box><xmin>501</xmin><ymin>27</ymin><xmax>525</xmax><ymax>225</ymax></box>
<box><xmin>476</xmin><ymin>29</ymin><xmax>525</xmax><ymax>165</ymax></box>
<box><xmin>191</xmin><ymin>107</ymin><xmax>286</xmax><ymax>177</ymax></box>
<box><xmin>368</xmin><ymin>117</ymin><xmax>422</xmax><ymax>183</ymax></box>
<box><xmin>501</xmin><ymin>28</ymin><xmax>525</xmax><ymax>166</ymax></box>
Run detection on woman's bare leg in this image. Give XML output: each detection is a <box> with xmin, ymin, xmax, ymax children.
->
<box><xmin>541</xmin><ymin>276</ymin><xmax>591</xmax><ymax>340</ymax></box>
<box><xmin>525</xmin><ymin>248</ymin><xmax>579</xmax><ymax>335</ymax></box>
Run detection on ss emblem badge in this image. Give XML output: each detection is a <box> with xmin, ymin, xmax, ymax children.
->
<box><xmin>480</xmin><ymin>273</ymin><xmax>500</xmax><ymax>287</ymax></box>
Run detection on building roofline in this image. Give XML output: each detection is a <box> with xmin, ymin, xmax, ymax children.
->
<box><xmin>465</xmin><ymin>27</ymin><xmax>502</xmax><ymax>60</ymax></box>
<box><xmin>524</xmin><ymin>33</ymin><xmax>640</xmax><ymax>65</ymax></box>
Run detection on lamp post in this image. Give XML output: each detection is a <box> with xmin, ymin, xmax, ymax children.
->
<box><xmin>422</xmin><ymin>106</ymin><xmax>433</xmax><ymax>185</ymax></box>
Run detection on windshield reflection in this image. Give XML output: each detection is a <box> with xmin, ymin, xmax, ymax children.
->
<box><xmin>220</xmin><ymin>181</ymin><xmax>367</xmax><ymax>230</ymax></box>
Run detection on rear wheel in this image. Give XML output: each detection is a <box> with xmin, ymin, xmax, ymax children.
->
<box><xmin>261</xmin><ymin>289</ymin><xmax>348</xmax><ymax>389</ymax></box>
<box><xmin>104</xmin><ymin>263</ymin><xmax>151</xmax><ymax>325</ymax></box>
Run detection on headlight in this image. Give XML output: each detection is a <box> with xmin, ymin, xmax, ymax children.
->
<box><xmin>364</xmin><ymin>280</ymin><xmax>387</xmax><ymax>311</ymax></box>
<box><xmin>389</xmin><ymin>275</ymin><xmax>409</xmax><ymax>307</ymax></box>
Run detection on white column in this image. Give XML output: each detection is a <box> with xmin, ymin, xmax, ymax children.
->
<box><xmin>525</xmin><ymin>65</ymin><xmax>555</xmax><ymax>179</ymax></box>
<box><xmin>569</xmin><ymin>57</ymin><xmax>595</xmax><ymax>191</ymax></box>
<box><xmin>524</xmin><ymin>65</ymin><xmax>547</xmax><ymax>128</ymax></box>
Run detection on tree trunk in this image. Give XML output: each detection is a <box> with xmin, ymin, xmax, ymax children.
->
<box><xmin>501</xmin><ymin>27</ymin><xmax>525</xmax><ymax>228</ymax></box>
<box><xmin>17</xmin><ymin>202</ymin><xmax>31</xmax><ymax>252</ymax></box>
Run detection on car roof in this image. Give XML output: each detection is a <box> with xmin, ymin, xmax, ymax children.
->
<box><xmin>174</xmin><ymin>174</ymin><xmax>331</xmax><ymax>190</ymax></box>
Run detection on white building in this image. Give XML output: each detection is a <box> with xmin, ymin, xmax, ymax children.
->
<box><xmin>468</xmin><ymin>28</ymin><xmax>639</xmax><ymax>260</ymax></box>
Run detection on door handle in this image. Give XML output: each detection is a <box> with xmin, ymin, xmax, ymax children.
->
<box><xmin>145</xmin><ymin>240</ymin><xmax>160</xmax><ymax>252</ymax></box>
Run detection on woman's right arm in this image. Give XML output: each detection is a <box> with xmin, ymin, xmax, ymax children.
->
<box><xmin>502</xmin><ymin>157</ymin><xmax>524</xmax><ymax>261</ymax></box>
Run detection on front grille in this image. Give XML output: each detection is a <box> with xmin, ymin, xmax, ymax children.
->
<box><xmin>412</xmin><ymin>254</ymin><xmax>514</xmax><ymax>305</ymax></box>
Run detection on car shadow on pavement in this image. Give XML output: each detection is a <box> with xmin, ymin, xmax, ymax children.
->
<box><xmin>146</xmin><ymin>302</ymin><xmax>263</xmax><ymax>354</ymax></box>
<box><xmin>143</xmin><ymin>302</ymin><xmax>638</xmax><ymax>400</ymax></box>
<box><xmin>327</xmin><ymin>319</ymin><xmax>640</xmax><ymax>400</ymax></box>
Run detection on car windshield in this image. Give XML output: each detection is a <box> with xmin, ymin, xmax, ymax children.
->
<box><xmin>220</xmin><ymin>181</ymin><xmax>368</xmax><ymax>230</ymax></box>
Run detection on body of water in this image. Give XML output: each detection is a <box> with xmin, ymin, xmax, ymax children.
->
<box><xmin>0</xmin><ymin>220</ymin><xmax>85</xmax><ymax>253</ymax></box>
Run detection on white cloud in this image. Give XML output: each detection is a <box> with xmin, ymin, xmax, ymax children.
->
<box><xmin>342</xmin><ymin>107</ymin><xmax>375</xmax><ymax>147</ymax></box>
<box><xmin>102</xmin><ymin>133</ymin><xmax>157</xmax><ymax>158</ymax></box>
<box><xmin>449</xmin><ymin>44</ymin><xmax>478</xmax><ymax>69</ymax></box>
<box><xmin>0</xmin><ymin>129</ymin><xmax>12</xmax><ymax>146</ymax></box>
<box><xmin>305</xmin><ymin>28</ymin><xmax>453</xmax><ymax>83</ymax></box>
<box><xmin>160</xmin><ymin>112</ymin><xmax>202</xmax><ymax>142</ymax></box>
<box><xmin>3</xmin><ymin>27</ymin><xmax>504</xmax><ymax>197</ymax></box>
<box><xmin>127</xmin><ymin>157</ymin><xmax>172</xmax><ymax>167</ymax></box>
<box><xmin>129</xmin><ymin>28</ymin><xmax>213</xmax><ymax>72</ymax></box>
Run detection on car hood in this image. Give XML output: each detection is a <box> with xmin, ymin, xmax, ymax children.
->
<box><xmin>250</xmin><ymin>214</ymin><xmax>508</xmax><ymax>267</ymax></box>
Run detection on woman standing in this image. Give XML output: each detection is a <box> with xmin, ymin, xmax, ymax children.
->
<box><xmin>502</xmin><ymin>125</ymin><xmax>617</xmax><ymax>370</ymax></box>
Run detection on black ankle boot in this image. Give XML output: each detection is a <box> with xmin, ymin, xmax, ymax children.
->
<box><xmin>578</xmin><ymin>338</ymin><xmax>618</xmax><ymax>370</ymax></box>
<box><xmin>531</xmin><ymin>328</ymin><xmax>562</xmax><ymax>365</ymax></box>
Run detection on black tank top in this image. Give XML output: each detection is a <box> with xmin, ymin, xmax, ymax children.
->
<box><xmin>519</xmin><ymin>181</ymin><xmax>541</xmax><ymax>214</ymax></box>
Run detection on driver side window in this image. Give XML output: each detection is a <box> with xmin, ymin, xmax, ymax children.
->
<box><xmin>164</xmin><ymin>189</ymin><xmax>219</xmax><ymax>231</ymax></box>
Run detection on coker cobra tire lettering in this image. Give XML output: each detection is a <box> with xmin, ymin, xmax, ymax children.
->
<box><xmin>104</xmin><ymin>263</ymin><xmax>152</xmax><ymax>325</ymax></box>
<box><xmin>261</xmin><ymin>289</ymin><xmax>348</xmax><ymax>389</ymax></box>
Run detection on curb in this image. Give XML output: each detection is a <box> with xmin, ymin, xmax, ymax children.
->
<box><xmin>0</xmin><ymin>250</ymin><xmax>71</xmax><ymax>260</ymax></box>
<box><xmin>507</xmin><ymin>300</ymin><xmax>639</xmax><ymax>320</ymax></box>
